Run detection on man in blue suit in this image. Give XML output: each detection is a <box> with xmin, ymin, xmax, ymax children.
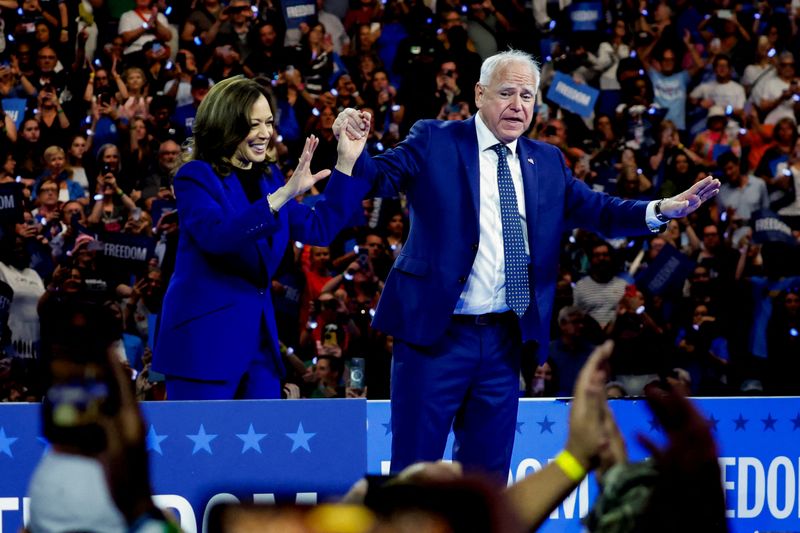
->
<box><xmin>335</xmin><ymin>50</ymin><xmax>721</xmax><ymax>477</ymax></box>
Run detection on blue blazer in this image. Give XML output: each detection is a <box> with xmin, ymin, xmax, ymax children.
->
<box><xmin>355</xmin><ymin>117</ymin><xmax>653</xmax><ymax>360</ymax></box>
<box><xmin>153</xmin><ymin>160</ymin><xmax>369</xmax><ymax>381</ymax></box>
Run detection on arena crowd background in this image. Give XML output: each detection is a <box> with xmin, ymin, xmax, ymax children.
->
<box><xmin>1</xmin><ymin>0</ymin><xmax>800</xmax><ymax>403</ymax></box>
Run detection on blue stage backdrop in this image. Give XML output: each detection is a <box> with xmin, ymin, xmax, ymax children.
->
<box><xmin>2</xmin><ymin>398</ymin><xmax>800</xmax><ymax>532</ymax></box>
<box><xmin>0</xmin><ymin>399</ymin><xmax>367</xmax><ymax>533</ymax></box>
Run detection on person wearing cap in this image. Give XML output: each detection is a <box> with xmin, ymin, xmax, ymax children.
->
<box><xmin>690</xmin><ymin>105</ymin><xmax>743</xmax><ymax>167</ymax></box>
<box><xmin>152</xmin><ymin>76</ymin><xmax>370</xmax><ymax>400</ymax></box>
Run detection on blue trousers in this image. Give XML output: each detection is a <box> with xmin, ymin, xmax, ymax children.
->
<box><xmin>390</xmin><ymin>314</ymin><xmax>522</xmax><ymax>478</ymax></box>
<box><xmin>166</xmin><ymin>357</ymin><xmax>281</xmax><ymax>400</ymax></box>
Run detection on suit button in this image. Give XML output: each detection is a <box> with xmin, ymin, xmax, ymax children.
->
<box><xmin>471</xmin><ymin>243</ymin><xmax>479</xmax><ymax>251</ymax></box>
<box><xmin>257</xmin><ymin>288</ymin><xmax>266</xmax><ymax>295</ymax></box>
<box><xmin>458</xmin><ymin>276</ymin><xmax>467</xmax><ymax>284</ymax></box>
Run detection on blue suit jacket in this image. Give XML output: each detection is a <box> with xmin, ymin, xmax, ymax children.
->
<box><xmin>153</xmin><ymin>160</ymin><xmax>369</xmax><ymax>381</ymax></box>
<box><xmin>355</xmin><ymin>117</ymin><xmax>652</xmax><ymax>360</ymax></box>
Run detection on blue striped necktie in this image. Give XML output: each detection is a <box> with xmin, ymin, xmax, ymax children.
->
<box><xmin>492</xmin><ymin>143</ymin><xmax>530</xmax><ymax>317</ymax></box>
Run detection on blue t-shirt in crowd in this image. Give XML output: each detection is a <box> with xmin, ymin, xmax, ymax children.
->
<box><xmin>172</xmin><ymin>103</ymin><xmax>198</xmax><ymax>140</ymax></box>
<box><xmin>649</xmin><ymin>68</ymin><xmax>691</xmax><ymax>130</ymax></box>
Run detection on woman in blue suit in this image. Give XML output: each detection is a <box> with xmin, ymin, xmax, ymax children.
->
<box><xmin>153</xmin><ymin>76</ymin><xmax>370</xmax><ymax>400</ymax></box>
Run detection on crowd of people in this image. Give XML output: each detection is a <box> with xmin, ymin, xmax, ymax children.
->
<box><xmin>1</xmin><ymin>0</ymin><xmax>800</xmax><ymax>404</ymax></box>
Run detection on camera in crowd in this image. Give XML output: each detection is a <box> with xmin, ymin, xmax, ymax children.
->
<box><xmin>41</xmin><ymin>300</ymin><xmax>122</xmax><ymax>454</ymax></box>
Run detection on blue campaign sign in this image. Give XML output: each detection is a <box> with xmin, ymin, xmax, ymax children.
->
<box><xmin>368</xmin><ymin>397</ymin><xmax>800</xmax><ymax>533</ymax></box>
<box><xmin>634</xmin><ymin>243</ymin><xmax>696</xmax><ymax>295</ymax></box>
<box><xmin>570</xmin><ymin>2</ymin><xmax>602</xmax><ymax>31</ymax></box>
<box><xmin>752</xmin><ymin>209</ymin><xmax>797</xmax><ymax>245</ymax></box>
<box><xmin>546</xmin><ymin>72</ymin><xmax>599</xmax><ymax>118</ymax></box>
<box><xmin>282</xmin><ymin>0</ymin><xmax>316</xmax><ymax>30</ymax></box>
<box><xmin>1</xmin><ymin>98</ymin><xmax>27</xmax><ymax>130</ymax></box>
<box><xmin>0</xmin><ymin>399</ymin><xmax>367</xmax><ymax>533</ymax></box>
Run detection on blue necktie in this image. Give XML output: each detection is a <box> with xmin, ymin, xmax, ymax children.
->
<box><xmin>492</xmin><ymin>143</ymin><xmax>530</xmax><ymax>317</ymax></box>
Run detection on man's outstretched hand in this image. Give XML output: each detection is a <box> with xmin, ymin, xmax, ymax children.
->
<box><xmin>659</xmin><ymin>175</ymin><xmax>721</xmax><ymax>219</ymax></box>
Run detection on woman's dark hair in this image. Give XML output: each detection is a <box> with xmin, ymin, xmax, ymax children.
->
<box><xmin>772</xmin><ymin>117</ymin><xmax>798</xmax><ymax>144</ymax></box>
<box><xmin>180</xmin><ymin>76</ymin><xmax>275</xmax><ymax>176</ymax></box>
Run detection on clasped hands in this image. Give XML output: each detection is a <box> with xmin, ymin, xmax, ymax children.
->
<box><xmin>332</xmin><ymin>108</ymin><xmax>371</xmax><ymax>175</ymax></box>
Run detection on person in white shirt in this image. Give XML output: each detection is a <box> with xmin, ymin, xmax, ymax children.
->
<box><xmin>752</xmin><ymin>51</ymin><xmax>800</xmax><ymax>126</ymax></box>
<box><xmin>118</xmin><ymin>0</ymin><xmax>172</xmax><ymax>59</ymax></box>
<box><xmin>689</xmin><ymin>54</ymin><xmax>746</xmax><ymax>119</ymax></box>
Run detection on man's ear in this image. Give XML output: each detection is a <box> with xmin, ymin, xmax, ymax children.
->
<box><xmin>474</xmin><ymin>82</ymin><xmax>483</xmax><ymax>109</ymax></box>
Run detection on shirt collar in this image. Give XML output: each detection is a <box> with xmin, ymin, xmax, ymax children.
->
<box><xmin>475</xmin><ymin>111</ymin><xmax>518</xmax><ymax>156</ymax></box>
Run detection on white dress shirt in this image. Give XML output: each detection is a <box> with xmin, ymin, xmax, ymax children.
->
<box><xmin>455</xmin><ymin>113</ymin><xmax>529</xmax><ymax>315</ymax></box>
<box><xmin>454</xmin><ymin>113</ymin><xmax>664</xmax><ymax>316</ymax></box>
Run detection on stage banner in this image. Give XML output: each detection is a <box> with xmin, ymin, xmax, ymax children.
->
<box><xmin>1</xmin><ymin>398</ymin><xmax>799</xmax><ymax>532</ymax></box>
<box><xmin>368</xmin><ymin>397</ymin><xmax>800</xmax><ymax>533</ymax></box>
<box><xmin>546</xmin><ymin>72</ymin><xmax>599</xmax><ymax>118</ymax></box>
<box><xmin>0</xmin><ymin>399</ymin><xmax>367</xmax><ymax>533</ymax></box>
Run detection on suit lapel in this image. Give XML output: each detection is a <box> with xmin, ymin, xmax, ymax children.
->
<box><xmin>224</xmin><ymin>169</ymin><xmax>272</xmax><ymax>276</ymax></box>
<box><xmin>516</xmin><ymin>141</ymin><xmax>539</xmax><ymax>244</ymax></box>
<box><xmin>457</xmin><ymin>117</ymin><xmax>480</xmax><ymax>222</ymax></box>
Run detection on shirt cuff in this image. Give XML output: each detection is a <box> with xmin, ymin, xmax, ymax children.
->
<box><xmin>645</xmin><ymin>200</ymin><xmax>666</xmax><ymax>233</ymax></box>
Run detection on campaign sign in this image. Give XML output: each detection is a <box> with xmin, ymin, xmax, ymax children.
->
<box><xmin>752</xmin><ymin>209</ymin><xmax>797</xmax><ymax>245</ymax></box>
<box><xmin>570</xmin><ymin>2</ymin><xmax>602</xmax><ymax>32</ymax></box>
<box><xmin>0</xmin><ymin>182</ymin><xmax>23</xmax><ymax>224</ymax></box>
<box><xmin>546</xmin><ymin>72</ymin><xmax>599</xmax><ymax>118</ymax></box>
<box><xmin>0</xmin><ymin>399</ymin><xmax>367</xmax><ymax>533</ymax></box>
<box><xmin>634</xmin><ymin>243</ymin><xmax>696</xmax><ymax>296</ymax></box>
<box><xmin>1</xmin><ymin>99</ymin><xmax>27</xmax><ymax>130</ymax></box>
<box><xmin>282</xmin><ymin>0</ymin><xmax>316</xmax><ymax>30</ymax></box>
<box><xmin>368</xmin><ymin>397</ymin><xmax>800</xmax><ymax>533</ymax></box>
<box><xmin>100</xmin><ymin>232</ymin><xmax>156</xmax><ymax>267</ymax></box>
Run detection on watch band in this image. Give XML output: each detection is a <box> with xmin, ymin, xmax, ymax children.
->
<box><xmin>654</xmin><ymin>199</ymin><xmax>670</xmax><ymax>223</ymax></box>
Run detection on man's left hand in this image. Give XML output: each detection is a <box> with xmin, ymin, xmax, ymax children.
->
<box><xmin>659</xmin><ymin>175</ymin><xmax>721</xmax><ymax>219</ymax></box>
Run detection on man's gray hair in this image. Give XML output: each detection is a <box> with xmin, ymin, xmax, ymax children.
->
<box><xmin>478</xmin><ymin>50</ymin><xmax>541</xmax><ymax>93</ymax></box>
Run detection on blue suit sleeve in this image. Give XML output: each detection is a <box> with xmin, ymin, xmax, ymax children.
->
<box><xmin>558</xmin><ymin>148</ymin><xmax>650</xmax><ymax>236</ymax></box>
<box><xmin>352</xmin><ymin>120</ymin><xmax>430</xmax><ymax>197</ymax></box>
<box><xmin>174</xmin><ymin>160</ymin><xmax>279</xmax><ymax>255</ymax></box>
<box><xmin>285</xmin><ymin>168</ymin><xmax>372</xmax><ymax>245</ymax></box>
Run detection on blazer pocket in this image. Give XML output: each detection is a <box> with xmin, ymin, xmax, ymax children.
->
<box><xmin>172</xmin><ymin>302</ymin><xmax>236</xmax><ymax>330</ymax></box>
<box><xmin>393</xmin><ymin>254</ymin><xmax>429</xmax><ymax>277</ymax></box>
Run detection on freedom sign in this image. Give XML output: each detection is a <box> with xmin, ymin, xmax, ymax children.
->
<box><xmin>570</xmin><ymin>2</ymin><xmax>603</xmax><ymax>32</ymax></box>
<box><xmin>546</xmin><ymin>72</ymin><xmax>599</xmax><ymax>118</ymax></box>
